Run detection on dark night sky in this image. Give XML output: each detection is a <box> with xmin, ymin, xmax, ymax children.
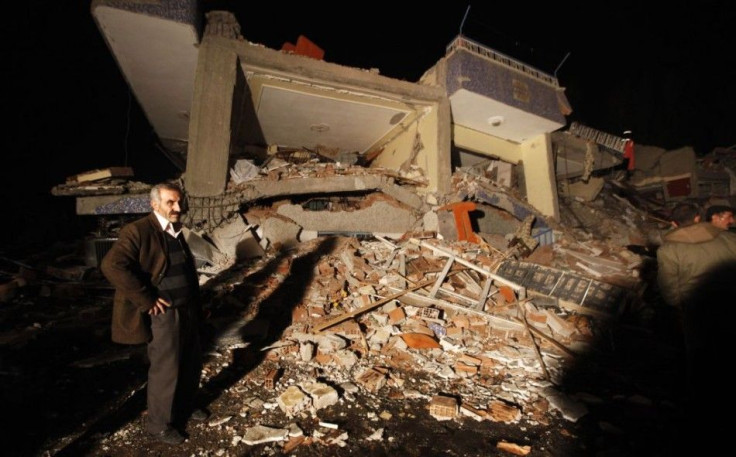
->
<box><xmin>3</xmin><ymin>1</ymin><xmax>736</xmax><ymax>248</ymax></box>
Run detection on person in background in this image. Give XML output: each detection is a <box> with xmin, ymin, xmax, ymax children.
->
<box><xmin>101</xmin><ymin>182</ymin><xmax>208</xmax><ymax>445</ymax></box>
<box><xmin>622</xmin><ymin>129</ymin><xmax>635</xmax><ymax>171</ymax></box>
<box><xmin>704</xmin><ymin>204</ymin><xmax>734</xmax><ymax>230</ymax></box>
<box><xmin>657</xmin><ymin>201</ymin><xmax>736</xmax><ymax>443</ymax></box>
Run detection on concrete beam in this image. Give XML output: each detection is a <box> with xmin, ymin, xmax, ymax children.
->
<box><xmin>214</xmin><ymin>36</ymin><xmax>446</xmax><ymax>103</ymax></box>
<box><xmin>452</xmin><ymin>125</ymin><xmax>521</xmax><ymax>164</ymax></box>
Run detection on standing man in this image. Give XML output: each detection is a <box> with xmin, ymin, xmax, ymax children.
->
<box><xmin>102</xmin><ymin>182</ymin><xmax>208</xmax><ymax>445</ymax></box>
<box><xmin>657</xmin><ymin>201</ymin><xmax>736</xmax><ymax>442</ymax></box>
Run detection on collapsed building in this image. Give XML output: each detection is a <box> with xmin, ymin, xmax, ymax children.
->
<box><xmin>48</xmin><ymin>0</ymin><xmax>656</xmax><ymax>341</ymax></box>
<box><xmin>57</xmin><ymin>1</ymin><xmax>578</xmax><ymax>262</ymax></box>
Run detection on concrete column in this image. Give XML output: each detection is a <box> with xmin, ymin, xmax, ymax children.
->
<box><xmin>435</xmin><ymin>96</ymin><xmax>453</xmax><ymax>194</ymax></box>
<box><xmin>520</xmin><ymin>133</ymin><xmax>559</xmax><ymax>220</ymax></box>
<box><xmin>185</xmin><ymin>40</ymin><xmax>239</xmax><ymax>197</ymax></box>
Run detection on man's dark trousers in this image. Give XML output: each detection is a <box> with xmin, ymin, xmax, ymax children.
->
<box><xmin>145</xmin><ymin>305</ymin><xmax>202</xmax><ymax>434</ymax></box>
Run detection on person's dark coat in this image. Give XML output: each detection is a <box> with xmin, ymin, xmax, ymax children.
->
<box><xmin>656</xmin><ymin>222</ymin><xmax>736</xmax><ymax>309</ymax></box>
<box><xmin>101</xmin><ymin>213</ymin><xmax>198</xmax><ymax>344</ymax></box>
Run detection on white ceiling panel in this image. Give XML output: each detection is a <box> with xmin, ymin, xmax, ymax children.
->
<box><xmin>256</xmin><ymin>85</ymin><xmax>410</xmax><ymax>153</ymax></box>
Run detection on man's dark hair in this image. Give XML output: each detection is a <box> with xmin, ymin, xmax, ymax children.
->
<box><xmin>705</xmin><ymin>205</ymin><xmax>735</xmax><ymax>222</ymax></box>
<box><xmin>670</xmin><ymin>202</ymin><xmax>702</xmax><ymax>227</ymax></box>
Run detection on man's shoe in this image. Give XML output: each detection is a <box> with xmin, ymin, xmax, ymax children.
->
<box><xmin>148</xmin><ymin>427</ymin><xmax>185</xmax><ymax>445</ymax></box>
<box><xmin>190</xmin><ymin>408</ymin><xmax>210</xmax><ymax>422</ymax></box>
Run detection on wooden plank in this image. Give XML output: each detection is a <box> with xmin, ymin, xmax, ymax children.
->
<box><xmin>410</xmin><ymin>238</ymin><xmax>524</xmax><ymax>292</ymax></box>
<box><xmin>66</xmin><ymin>166</ymin><xmax>134</xmax><ymax>184</ymax></box>
<box><xmin>476</xmin><ymin>277</ymin><xmax>493</xmax><ymax>310</ymax></box>
<box><xmin>387</xmin><ymin>286</ymin><xmax>525</xmax><ymax>330</ymax></box>
<box><xmin>383</xmin><ymin>249</ymin><xmax>398</xmax><ymax>270</ymax></box>
<box><xmin>312</xmin><ymin>277</ymin><xmax>438</xmax><ymax>333</ymax></box>
<box><xmin>374</xmin><ymin>235</ymin><xmax>398</xmax><ymax>250</ymax></box>
<box><xmin>458</xmin><ymin>271</ymin><xmax>483</xmax><ymax>297</ymax></box>
<box><xmin>399</xmin><ymin>252</ymin><xmax>407</xmax><ymax>289</ymax></box>
<box><xmin>429</xmin><ymin>258</ymin><xmax>454</xmax><ymax>298</ymax></box>
<box><xmin>516</xmin><ymin>299</ymin><xmax>550</xmax><ymax>381</ymax></box>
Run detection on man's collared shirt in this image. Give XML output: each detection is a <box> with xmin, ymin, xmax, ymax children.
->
<box><xmin>153</xmin><ymin>211</ymin><xmax>182</xmax><ymax>238</ymax></box>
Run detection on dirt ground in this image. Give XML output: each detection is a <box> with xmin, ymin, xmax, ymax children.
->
<box><xmin>1</xmin><ymin>236</ymin><xmax>696</xmax><ymax>457</ymax></box>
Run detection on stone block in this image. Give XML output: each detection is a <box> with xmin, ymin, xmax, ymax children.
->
<box><xmin>301</xmin><ymin>381</ymin><xmax>339</xmax><ymax>410</ymax></box>
<box><xmin>277</xmin><ymin>386</ymin><xmax>311</xmax><ymax>417</ymax></box>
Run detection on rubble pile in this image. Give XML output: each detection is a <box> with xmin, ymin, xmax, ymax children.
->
<box><xmin>5</xmin><ymin>164</ymin><xmax>684</xmax><ymax>456</ymax></box>
<box><xmin>120</xmin><ymin>207</ymin><xmax>646</xmax><ymax>453</ymax></box>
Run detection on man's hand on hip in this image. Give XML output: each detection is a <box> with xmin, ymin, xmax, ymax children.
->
<box><xmin>148</xmin><ymin>297</ymin><xmax>172</xmax><ymax>315</ymax></box>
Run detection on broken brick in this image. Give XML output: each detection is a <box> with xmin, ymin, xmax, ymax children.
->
<box><xmin>417</xmin><ymin>307</ymin><xmax>441</xmax><ymax>320</ymax></box>
<box><xmin>498</xmin><ymin>285</ymin><xmax>516</xmax><ymax>303</ymax></box>
<box><xmin>388</xmin><ymin>306</ymin><xmax>406</xmax><ymax>325</ymax></box>
<box><xmin>488</xmin><ymin>400</ymin><xmax>522</xmax><ymax>423</ymax></box>
<box><xmin>355</xmin><ymin>368</ymin><xmax>387</xmax><ymax>393</ymax></box>
<box><xmin>446</xmin><ymin>326</ymin><xmax>463</xmax><ymax>339</ymax></box>
<box><xmin>458</xmin><ymin>354</ymin><xmax>482</xmax><ymax>366</ymax></box>
<box><xmin>429</xmin><ymin>395</ymin><xmax>458</xmax><ymax>420</ymax></box>
<box><xmin>451</xmin><ymin>314</ymin><xmax>470</xmax><ymax>329</ymax></box>
<box><xmin>400</xmin><ymin>333</ymin><xmax>441</xmax><ymax>349</ymax></box>
<box><xmin>454</xmin><ymin>362</ymin><xmax>478</xmax><ymax>376</ymax></box>
<box><xmin>263</xmin><ymin>369</ymin><xmax>280</xmax><ymax>389</ymax></box>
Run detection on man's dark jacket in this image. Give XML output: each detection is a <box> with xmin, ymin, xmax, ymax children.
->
<box><xmin>101</xmin><ymin>213</ymin><xmax>199</xmax><ymax>344</ymax></box>
<box><xmin>657</xmin><ymin>222</ymin><xmax>736</xmax><ymax>309</ymax></box>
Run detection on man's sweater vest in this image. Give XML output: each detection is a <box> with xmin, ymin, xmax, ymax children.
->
<box><xmin>158</xmin><ymin>233</ymin><xmax>197</xmax><ymax>308</ymax></box>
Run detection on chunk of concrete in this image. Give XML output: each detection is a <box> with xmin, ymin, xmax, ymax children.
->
<box><xmin>230</xmin><ymin>159</ymin><xmax>260</xmax><ymax>184</ymax></box>
<box><xmin>299</xmin><ymin>342</ymin><xmax>314</xmax><ymax>362</ymax></box>
<box><xmin>559</xmin><ymin>176</ymin><xmax>604</xmax><ymax>201</ymax></box>
<box><xmin>540</xmin><ymin>387</ymin><xmax>588</xmax><ymax>422</ymax></box>
<box><xmin>423</xmin><ymin>210</ymin><xmax>439</xmax><ymax>233</ymax></box>
<box><xmin>242</xmin><ymin>425</ymin><xmax>290</xmax><ymax>445</ymax></box>
<box><xmin>261</xmin><ymin>216</ymin><xmax>302</xmax><ymax>250</ymax></box>
<box><xmin>183</xmin><ymin>228</ymin><xmax>226</xmax><ymax>266</ymax></box>
<box><xmin>314</xmin><ymin>333</ymin><xmax>348</xmax><ymax>353</ymax></box>
<box><xmin>340</xmin><ymin>381</ymin><xmax>359</xmax><ymax>394</ymax></box>
<box><xmin>333</xmin><ymin>349</ymin><xmax>359</xmax><ymax>370</ymax></box>
<box><xmin>277</xmin><ymin>385</ymin><xmax>311</xmax><ymax>417</ymax></box>
<box><xmin>368</xmin><ymin>326</ymin><xmax>392</xmax><ymax>347</ymax></box>
<box><xmin>355</xmin><ymin>368</ymin><xmax>387</xmax><ymax>393</ymax></box>
<box><xmin>209</xmin><ymin>216</ymin><xmax>264</xmax><ymax>261</ymax></box>
<box><xmin>301</xmin><ymin>381</ymin><xmax>339</xmax><ymax>410</ymax></box>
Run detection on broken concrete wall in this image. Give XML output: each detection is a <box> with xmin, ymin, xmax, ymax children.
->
<box><xmin>275</xmin><ymin>197</ymin><xmax>419</xmax><ymax>235</ymax></box>
<box><xmin>370</xmin><ymin>98</ymin><xmax>452</xmax><ymax>194</ymax></box>
<box><xmin>629</xmin><ymin>146</ymin><xmax>697</xmax><ymax>202</ymax></box>
<box><xmin>209</xmin><ymin>216</ymin><xmax>265</xmax><ymax>262</ymax></box>
<box><xmin>473</xmin><ymin>203</ymin><xmax>521</xmax><ymax>237</ymax></box>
